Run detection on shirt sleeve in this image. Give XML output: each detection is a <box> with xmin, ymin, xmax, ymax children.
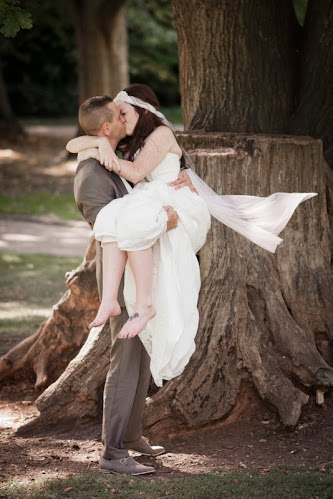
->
<box><xmin>76</xmin><ymin>171</ymin><xmax>116</xmax><ymax>228</ymax></box>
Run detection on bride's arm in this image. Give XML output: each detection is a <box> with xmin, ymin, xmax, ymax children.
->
<box><xmin>67</xmin><ymin>135</ymin><xmax>120</xmax><ymax>169</ymax></box>
<box><xmin>116</xmin><ymin>127</ymin><xmax>177</xmax><ymax>184</ymax></box>
<box><xmin>66</xmin><ymin>135</ymin><xmax>102</xmax><ymax>153</ymax></box>
<box><xmin>77</xmin><ymin>148</ymin><xmax>100</xmax><ymax>162</ymax></box>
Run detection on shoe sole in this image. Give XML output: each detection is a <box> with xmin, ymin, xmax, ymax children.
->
<box><xmin>100</xmin><ymin>468</ymin><xmax>155</xmax><ymax>475</ymax></box>
<box><xmin>137</xmin><ymin>450</ymin><xmax>165</xmax><ymax>457</ymax></box>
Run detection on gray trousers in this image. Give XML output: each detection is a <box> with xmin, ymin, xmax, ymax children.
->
<box><xmin>101</xmin><ymin>307</ymin><xmax>151</xmax><ymax>460</ymax></box>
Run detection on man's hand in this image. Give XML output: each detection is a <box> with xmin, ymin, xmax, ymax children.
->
<box><xmin>164</xmin><ymin>205</ymin><xmax>178</xmax><ymax>231</ymax></box>
<box><xmin>170</xmin><ymin>171</ymin><xmax>198</xmax><ymax>194</ymax></box>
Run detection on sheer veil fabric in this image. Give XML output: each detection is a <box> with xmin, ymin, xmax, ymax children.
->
<box><xmin>186</xmin><ymin>169</ymin><xmax>317</xmax><ymax>253</ymax></box>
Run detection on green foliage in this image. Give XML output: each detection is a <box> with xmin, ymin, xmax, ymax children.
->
<box><xmin>293</xmin><ymin>0</ymin><xmax>309</xmax><ymax>26</ymax></box>
<box><xmin>2</xmin><ymin>0</ymin><xmax>78</xmax><ymax>116</ymax></box>
<box><xmin>127</xmin><ymin>0</ymin><xmax>179</xmax><ymax>106</ymax></box>
<box><xmin>2</xmin><ymin>0</ymin><xmax>180</xmax><ymax>116</ymax></box>
<box><xmin>0</xmin><ymin>0</ymin><xmax>32</xmax><ymax>37</ymax></box>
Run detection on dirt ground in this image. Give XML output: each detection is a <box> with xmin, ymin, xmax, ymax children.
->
<box><xmin>0</xmin><ymin>132</ymin><xmax>332</xmax><ymax>484</ymax></box>
<box><xmin>0</xmin><ymin>389</ymin><xmax>332</xmax><ymax>483</ymax></box>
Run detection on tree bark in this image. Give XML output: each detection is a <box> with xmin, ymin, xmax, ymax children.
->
<box><xmin>0</xmin><ymin>54</ymin><xmax>23</xmax><ymax>139</ymax></box>
<box><xmin>0</xmin><ymin>238</ymin><xmax>99</xmax><ymax>390</ymax></box>
<box><xmin>291</xmin><ymin>0</ymin><xmax>333</xmax><ymax>168</ymax></box>
<box><xmin>60</xmin><ymin>0</ymin><xmax>129</xmax><ymax>103</ymax></box>
<box><xmin>171</xmin><ymin>0</ymin><xmax>299</xmax><ymax>133</ymax></box>
<box><xmin>11</xmin><ymin>133</ymin><xmax>333</xmax><ymax>436</ymax></box>
<box><xmin>144</xmin><ymin>132</ymin><xmax>333</xmax><ymax>436</ymax></box>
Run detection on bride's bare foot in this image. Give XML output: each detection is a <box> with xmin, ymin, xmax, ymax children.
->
<box><xmin>89</xmin><ymin>300</ymin><xmax>121</xmax><ymax>329</ymax></box>
<box><xmin>118</xmin><ymin>304</ymin><xmax>156</xmax><ymax>339</ymax></box>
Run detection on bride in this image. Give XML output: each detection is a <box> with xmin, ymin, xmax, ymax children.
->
<box><xmin>67</xmin><ymin>84</ymin><xmax>316</xmax><ymax>387</ymax></box>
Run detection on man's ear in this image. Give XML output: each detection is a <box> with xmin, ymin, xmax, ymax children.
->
<box><xmin>102</xmin><ymin>122</ymin><xmax>112</xmax><ymax>136</ymax></box>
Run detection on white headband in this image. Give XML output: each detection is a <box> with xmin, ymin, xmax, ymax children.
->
<box><xmin>113</xmin><ymin>91</ymin><xmax>173</xmax><ymax>128</ymax></box>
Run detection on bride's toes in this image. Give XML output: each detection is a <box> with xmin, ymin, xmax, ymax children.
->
<box><xmin>118</xmin><ymin>306</ymin><xmax>155</xmax><ymax>339</ymax></box>
<box><xmin>118</xmin><ymin>323</ymin><xmax>131</xmax><ymax>339</ymax></box>
<box><xmin>89</xmin><ymin>301</ymin><xmax>121</xmax><ymax>329</ymax></box>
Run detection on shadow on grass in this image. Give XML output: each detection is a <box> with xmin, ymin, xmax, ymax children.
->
<box><xmin>1</xmin><ymin>465</ymin><xmax>332</xmax><ymax>499</ymax></box>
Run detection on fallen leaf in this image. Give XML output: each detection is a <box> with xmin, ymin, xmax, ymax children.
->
<box><xmin>64</xmin><ymin>487</ymin><xmax>73</xmax><ymax>493</ymax></box>
<box><xmin>234</xmin><ymin>479</ymin><xmax>240</xmax><ymax>484</ymax></box>
<box><xmin>64</xmin><ymin>473</ymin><xmax>73</xmax><ymax>478</ymax></box>
<box><xmin>261</xmin><ymin>468</ymin><xmax>270</xmax><ymax>473</ymax></box>
<box><xmin>110</xmin><ymin>489</ymin><xmax>120</xmax><ymax>495</ymax></box>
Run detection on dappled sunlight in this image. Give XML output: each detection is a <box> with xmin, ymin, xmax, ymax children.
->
<box><xmin>25</xmin><ymin>125</ymin><xmax>76</xmax><ymax>138</ymax></box>
<box><xmin>0</xmin><ymin>301</ymin><xmax>51</xmax><ymax>320</ymax></box>
<box><xmin>2</xmin><ymin>233</ymin><xmax>40</xmax><ymax>242</ymax></box>
<box><xmin>37</xmin><ymin>160</ymin><xmax>78</xmax><ymax>177</ymax></box>
<box><xmin>0</xmin><ymin>149</ymin><xmax>24</xmax><ymax>161</ymax></box>
<box><xmin>0</xmin><ymin>218</ymin><xmax>91</xmax><ymax>257</ymax></box>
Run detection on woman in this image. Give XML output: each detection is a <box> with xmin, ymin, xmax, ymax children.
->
<box><xmin>67</xmin><ymin>84</ymin><xmax>211</xmax><ymax>386</ymax></box>
<box><xmin>67</xmin><ymin>84</ymin><xmax>316</xmax><ymax>386</ymax></box>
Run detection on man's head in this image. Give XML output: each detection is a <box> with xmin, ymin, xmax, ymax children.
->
<box><xmin>79</xmin><ymin>96</ymin><xmax>126</xmax><ymax>142</ymax></box>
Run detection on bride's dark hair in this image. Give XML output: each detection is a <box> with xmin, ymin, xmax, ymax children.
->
<box><xmin>119</xmin><ymin>84</ymin><xmax>186</xmax><ymax>169</ymax></box>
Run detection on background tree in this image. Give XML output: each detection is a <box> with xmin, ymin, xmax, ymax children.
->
<box><xmin>1</xmin><ymin>0</ymin><xmax>179</xmax><ymax>122</ymax></box>
<box><xmin>0</xmin><ymin>0</ymin><xmax>32</xmax><ymax>136</ymax></box>
<box><xmin>59</xmin><ymin>0</ymin><xmax>129</xmax><ymax>103</ymax></box>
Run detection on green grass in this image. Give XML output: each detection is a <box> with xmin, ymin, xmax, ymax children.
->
<box><xmin>0</xmin><ymin>252</ymin><xmax>82</xmax><ymax>355</ymax></box>
<box><xmin>0</xmin><ymin>465</ymin><xmax>332</xmax><ymax>498</ymax></box>
<box><xmin>0</xmin><ymin>192</ymin><xmax>81</xmax><ymax>221</ymax></box>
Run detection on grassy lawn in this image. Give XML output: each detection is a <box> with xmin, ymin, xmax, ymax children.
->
<box><xmin>1</xmin><ymin>465</ymin><xmax>332</xmax><ymax>498</ymax></box>
<box><xmin>0</xmin><ymin>252</ymin><xmax>82</xmax><ymax>355</ymax></box>
<box><xmin>0</xmin><ymin>192</ymin><xmax>81</xmax><ymax>221</ymax></box>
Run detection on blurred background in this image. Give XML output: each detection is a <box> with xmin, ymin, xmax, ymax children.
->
<box><xmin>1</xmin><ymin>0</ymin><xmax>182</xmax><ymax>130</ymax></box>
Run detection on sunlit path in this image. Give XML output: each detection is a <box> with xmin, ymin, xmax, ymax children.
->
<box><xmin>0</xmin><ymin>215</ymin><xmax>91</xmax><ymax>257</ymax></box>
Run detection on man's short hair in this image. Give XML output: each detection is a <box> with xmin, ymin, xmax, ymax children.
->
<box><xmin>79</xmin><ymin>95</ymin><xmax>114</xmax><ymax>135</ymax></box>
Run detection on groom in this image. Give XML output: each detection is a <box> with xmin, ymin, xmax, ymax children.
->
<box><xmin>74</xmin><ymin>95</ymin><xmax>193</xmax><ymax>475</ymax></box>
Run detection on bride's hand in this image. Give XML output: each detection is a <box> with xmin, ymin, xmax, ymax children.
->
<box><xmin>98</xmin><ymin>137</ymin><xmax>121</xmax><ymax>173</ymax></box>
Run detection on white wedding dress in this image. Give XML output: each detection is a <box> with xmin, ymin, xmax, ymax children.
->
<box><xmin>94</xmin><ymin>153</ymin><xmax>211</xmax><ymax>386</ymax></box>
<box><xmin>93</xmin><ymin>152</ymin><xmax>316</xmax><ymax>386</ymax></box>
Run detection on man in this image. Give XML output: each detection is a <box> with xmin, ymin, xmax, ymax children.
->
<box><xmin>73</xmin><ymin>95</ymin><xmax>192</xmax><ymax>475</ymax></box>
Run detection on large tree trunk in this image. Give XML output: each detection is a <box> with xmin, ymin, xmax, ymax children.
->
<box><xmin>60</xmin><ymin>0</ymin><xmax>129</xmax><ymax>103</ymax></box>
<box><xmin>12</xmin><ymin>133</ymin><xmax>333</xmax><ymax>436</ymax></box>
<box><xmin>144</xmin><ymin>132</ymin><xmax>333</xmax><ymax>437</ymax></box>
<box><xmin>291</xmin><ymin>0</ymin><xmax>333</xmax><ymax>168</ymax></box>
<box><xmin>172</xmin><ymin>0</ymin><xmax>299</xmax><ymax>132</ymax></box>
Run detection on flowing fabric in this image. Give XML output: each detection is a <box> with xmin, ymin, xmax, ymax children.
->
<box><xmin>187</xmin><ymin>169</ymin><xmax>317</xmax><ymax>253</ymax></box>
